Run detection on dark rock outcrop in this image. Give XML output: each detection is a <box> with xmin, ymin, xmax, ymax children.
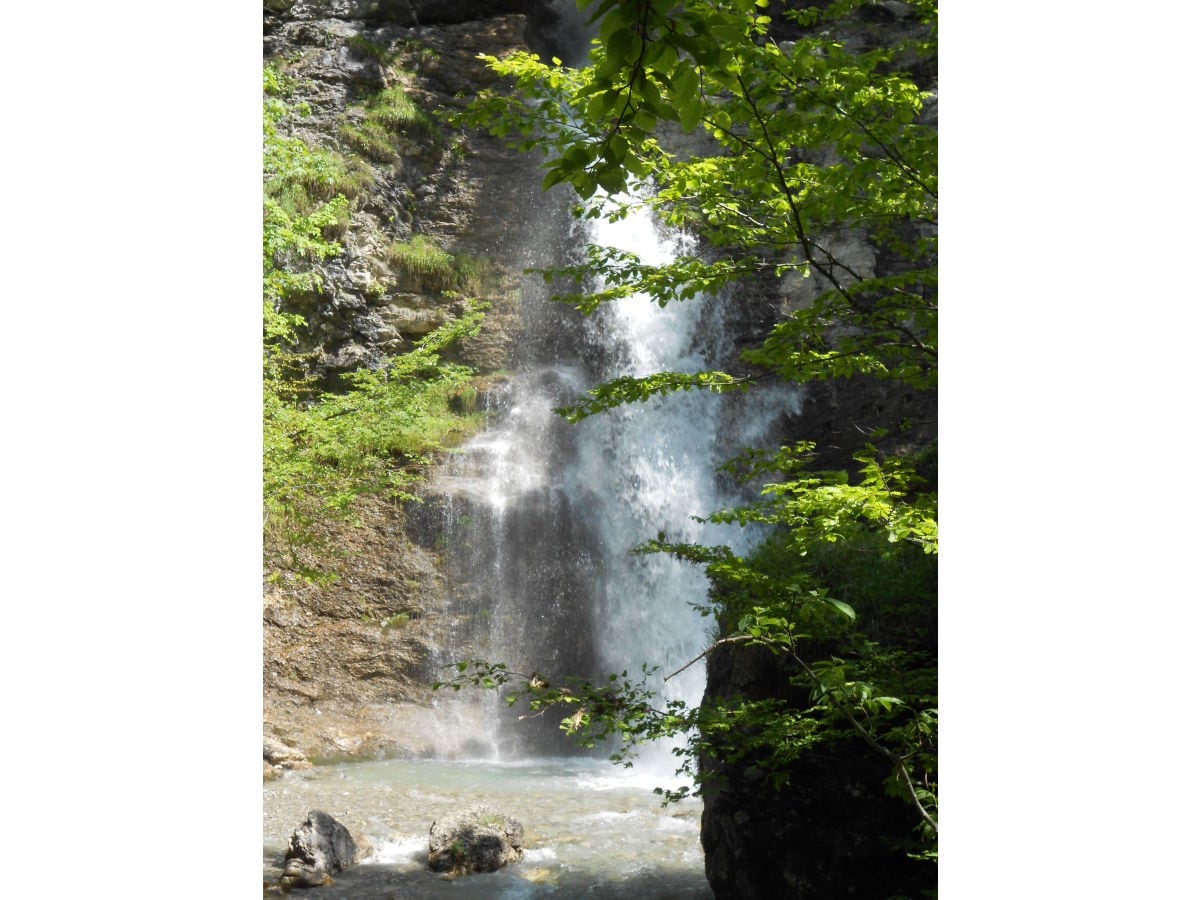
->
<box><xmin>428</xmin><ymin>805</ymin><xmax>524</xmax><ymax>875</ymax></box>
<box><xmin>700</xmin><ymin>644</ymin><xmax>934</xmax><ymax>899</ymax></box>
<box><xmin>264</xmin><ymin>1</ymin><xmax>589</xmax><ymax>65</ymax></box>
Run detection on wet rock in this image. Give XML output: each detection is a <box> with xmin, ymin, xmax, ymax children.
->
<box><xmin>264</xmin><ymin>734</ymin><xmax>312</xmax><ymax>779</ymax></box>
<box><xmin>428</xmin><ymin>804</ymin><xmax>524</xmax><ymax>875</ymax></box>
<box><xmin>265</xmin><ymin>734</ymin><xmax>310</xmax><ymax>767</ymax></box>
<box><xmin>882</xmin><ymin>0</ymin><xmax>915</xmax><ymax>18</ymax></box>
<box><xmin>280</xmin><ymin>858</ymin><xmax>333</xmax><ymax>888</ymax></box>
<box><xmin>380</xmin><ymin>302</ymin><xmax>446</xmax><ymax>334</ymax></box>
<box><xmin>280</xmin><ymin>810</ymin><xmax>364</xmax><ymax>889</ymax></box>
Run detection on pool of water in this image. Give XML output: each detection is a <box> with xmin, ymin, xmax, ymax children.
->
<box><xmin>263</xmin><ymin>756</ymin><xmax>713</xmax><ymax>898</ymax></box>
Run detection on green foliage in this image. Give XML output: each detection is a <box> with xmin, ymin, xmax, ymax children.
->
<box><xmin>381</xmin><ymin>612</ymin><xmax>411</xmax><ymax>630</ymax></box>
<box><xmin>264</xmin><ymin>70</ymin><xmax>372</xmax><ymax>207</ymax></box>
<box><xmin>555</xmin><ymin>371</ymin><xmax>750</xmax><ymax>423</ymax></box>
<box><xmin>447</xmin><ymin>0</ymin><xmax>938</xmax><ymax>864</ymax></box>
<box><xmin>263</xmin><ymin>303</ymin><xmax>488</xmax><ymax>532</ymax></box>
<box><xmin>263</xmin><ymin>66</ymin><xmax>488</xmax><ymax>577</ymax></box>
<box><xmin>388</xmin><ymin>234</ymin><xmax>454</xmax><ymax>279</ymax></box>
<box><xmin>461</xmin><ymin>0</ymin><xmax>937</xmax><ymax>390</ymax></box>
<box><xmin>346</xmin><ymin>34</ymin><xmax>391</xmax><ymax>62</ymax></box>
<box><xmin>367</xmin><ymin>85</ymin><xmax>435</xmax><ymax>133</ymax></box>
<box><xmin>338</xmin><ymin>50</ymin><xmax>441</xmax><ymax>164</ymax></box>
<box><xmin>451</xmin><ymin>384</ymin><xmax>479</xmax><ymax>414</ymax></box>
<box><xmin>263</xmin><ymin>74</ymin><xmax>352</xmax><ymax>338</ymax></box>
<box><xmin>677</xmin><ymin>445</ymin><xmax>938</xmax><ymax>832</ymax></box>
<box><xmin>263</xmin><ymin>70</ymin><xmax>372</xmax><ymax>310</ymax></box>
<box><xmin>388</xmin><ymin>235</ymin><xmax>496</xmax><ymax>294</ymax></box>
<box><xmin>401</xmin><ymin>39</ymin><xmax>441</xmax><ymax>67</ymax></box>
<box><xmin>340</xmin><ymin>118</ymin><xmax>399</xmax><ymax>163</ymax></box>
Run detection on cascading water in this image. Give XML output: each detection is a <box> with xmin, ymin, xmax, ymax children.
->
<box><xmin>264</xmin><ymin>7</ymin><xmax>801</xmax><ymax>891</ymax></box>
<box><xmin>263</xmin><ymin>194</ymin><xmax>794</xmax><ymax>895</ymax></box>
<box><xmin>422</xmin><ymin>192</ymin><xmax>788</xmax><ymax>763</ymax></box>
<box><xmin>566</xmin><ymin>205</ymin><xmax>738</xmax><ymax>736</ymax></box>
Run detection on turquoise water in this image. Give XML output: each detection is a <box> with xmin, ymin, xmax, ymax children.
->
<box><xmin>263</xmin><ymin>756</ymin><xmax>713</xmax><ymax>898</ymax></box>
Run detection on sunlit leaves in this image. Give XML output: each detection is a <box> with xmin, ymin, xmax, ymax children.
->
<box><xmin>264</xmin><ymin>303</ymin><xmax>488</xmax><ymax>529</ymax></box>
<box><xmin>554</xmin><ymin>371</ymin><xmax>749</xmax><ymax>423</ymax></box>
<box><xmin>542</xmin><ymin>244</ymin><xmax>756</xmax><ymax>313</ymax></box>
<box><xmin>263</xmin><ymin>68</ymin><xmax>489</xmax><ymax>575</ymax></box>
<box><xmin>452</xmin><ymin>0</ymin><xmax>938</xmax><ymax>851</ymax></box>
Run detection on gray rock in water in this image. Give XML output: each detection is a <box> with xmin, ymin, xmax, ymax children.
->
<box><xmin>280</xmin><ymin>857</ymin><xmax>332</xmax><ymax>889</ymax></box>
<box><xmin>280</xmin><ymin>810</ymin><xmax>362</xmax><ymax>889</ymax></box>
<box><xmin>428</xmin><ymin>804</ymin><xmax>524</xmax><ymax>875</ymax></box>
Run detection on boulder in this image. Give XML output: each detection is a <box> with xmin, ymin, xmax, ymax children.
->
<box><xmin>280</xmin><ymin>810</ymin><xmax>364</xmax><ymax>889</ymax></box>
<box><xmin>428</xmin><ymin>805</ymin><xmax>524</xmax><ymax>876</ymax></box>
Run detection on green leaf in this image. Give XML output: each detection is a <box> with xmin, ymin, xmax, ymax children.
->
<box><xmin>679</xmin><ymin>97</ymin><xmax>703</xmax><ymax>133</ymax></box>
<box><xmin>447</xmin><ymin>0</ymin><xmax>939</xmax><ymax>854</ymax></box>
<box><xmin>824</xmin><ymin>597</ymin><xmax>856</xmax><ymax>620</ymax></box>
<box><xmin>607</xmin><ymin>28</ymin><xmax>638</xmax><ymax>66</ymax></box>
<box><xmin>672</xmin><ymin>62</ymin><xmax>699</xmax><ymax>100</ymax></box>
<box><xmin>542</xmin><ymin>165</ymin><xmax>570</xmax><ymax>190</ymax></box>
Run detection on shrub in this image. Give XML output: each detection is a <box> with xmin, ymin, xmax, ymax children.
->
<box><xmin>388</xmin><ymin>235</ymin><xmax>454</xmax><ymax>283</ymax></box>
<box><xmin>339</xmin><ymin>119</ymin><xmax>397</xmax><ymax>163</ymax></box>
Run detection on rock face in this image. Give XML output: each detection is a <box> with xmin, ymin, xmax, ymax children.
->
<box><xmin>262</xmin><ymin>11</ymin><xmax>544</xmax><ymax>387</ymax></box>
<box><xmin>428</xmin><ymin>805</ymin><xmax>525</xmax><ymax>875</ymax></box>
<box><xmin>263</xmin><ymin>493</ymin><xmax>456</xmax><ymax>762</ymax></box>
<box><xmin>280</xmin><ymin>810</ymin><xmax>367</xmax><ymax>889</ymax></box>
<box><xmin>700</xmin><ymin>643</ymin><xmax>934</xmax><ymax>899</ymax></box>
<box><xmin>262</xmin><ymin>0</ymin><xmax>572</xmax><ymax>762</ymax></box>
<box><xmin>263</xmin><ymin>734</ymin><xmax>311</xmax><ymax>780</ymax></box>
<box><xmin>264</xmin><ymin>1</ymin><xmax>594</xmax><ymax>67</ymax></box>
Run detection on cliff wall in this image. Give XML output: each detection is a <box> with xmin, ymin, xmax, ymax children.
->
<box><xmin>262</xmin><ymin>2</ymin><xmax>569</xmax><ymax>765</ymax></box>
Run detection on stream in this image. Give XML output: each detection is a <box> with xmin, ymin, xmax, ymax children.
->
<box><xmin>263</xmin><ymin>756</ymin><xmax>713</xmax><ymax>898</ymax></box>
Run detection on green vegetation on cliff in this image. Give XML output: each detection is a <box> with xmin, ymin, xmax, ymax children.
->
<box><xmin>263</xmin><ymin>65</ymin><xmax>485</xmax><ymax>578</ymax></box>
<box><xmin>440</xmin><ymin>0</ymin><xmax>937</xmax><ymax>890</ymax></box>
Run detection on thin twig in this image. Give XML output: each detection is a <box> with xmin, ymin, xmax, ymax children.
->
<box><xmin>663</xmin><ymin>634</ymin><xmax>762</xmax><ymax>682</ymax></box>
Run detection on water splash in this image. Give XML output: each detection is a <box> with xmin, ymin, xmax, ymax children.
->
<box><xmin>263</xmin><ymin>757</ymin><xmax>714</xmax><ymax>898</ymax></box>
<box><xmin>421</xmin><ymin>192</ymin><xmax>799</xmax><ymax>762</ymax></box>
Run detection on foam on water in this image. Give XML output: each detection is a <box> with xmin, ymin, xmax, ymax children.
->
<box><xmin>263</xmin><ymin>757</ymin><xmax>713</xmax><ymax>898</ymax></box>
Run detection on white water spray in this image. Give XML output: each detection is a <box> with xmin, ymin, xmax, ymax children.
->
<box><xmin>569</xmin><ymin>200</ymin><xmax>732</xmax><ymax>719</ymax></box>
<box><xmin>422</xmin><ymin>190</ymin><xmax>801</xmax><ymax>766</ymax></box>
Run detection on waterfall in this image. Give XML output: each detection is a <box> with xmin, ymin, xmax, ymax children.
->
<box><xmin>394</xmin><ymin>2</ymin><xmax>800</xmax><ymax>764</ymax></box>
<box><xmin>416</xmin><ymin>187</ymin><xmax>800</xmax><ymax>764</ymax></box>
<box><xmin>569</xmin><ymin>204</ymin><xmax>729</xmax><ymax>723</ymax></box>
